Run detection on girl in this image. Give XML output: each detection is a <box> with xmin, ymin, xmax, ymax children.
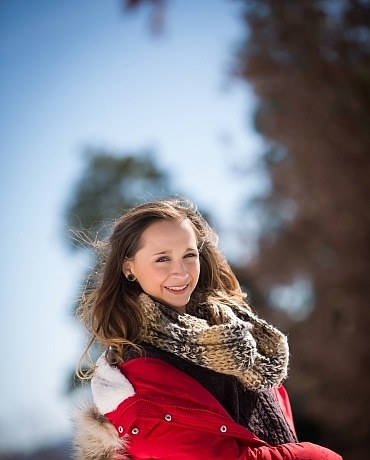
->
<box><xmin>73</xmin><ymin>197</ymin><xmax>342</xmax><ymax>459</ymax></box>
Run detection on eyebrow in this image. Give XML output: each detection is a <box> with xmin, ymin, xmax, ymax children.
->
<box><xmin>152</xmin><ymin>247</ymin><xmax>198</xmax><ymax>256</ymax></box>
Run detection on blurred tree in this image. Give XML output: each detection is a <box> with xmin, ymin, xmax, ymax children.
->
<box><xmin>0</xmin><ymin>440</ymin><xmax>70</xmax><ymax>459</ymax></box>
<box><xmin>232</xmin><ymin>1</ymin><xmax>370</xmax><ymax>458</ymax></box>
<box><xmin>66</xmin><ymin>148</ymin><xmax>171</xmax><ymax>249</ymax></box>
<box><xmin>124</xmin><ymin>0</ymin><xmax>370</xmax><ymax>457</ymax></box>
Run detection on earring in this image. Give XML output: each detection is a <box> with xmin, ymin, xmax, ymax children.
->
<box><xmin>127</xmin><ymin>273</ymin><xmax>136</xmax><ymax>282</ymax></box>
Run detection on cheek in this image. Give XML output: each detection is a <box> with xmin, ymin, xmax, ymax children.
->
<box><xmin>193</xmin><ymin>261</ymin><xmax>201</xmax><ymax>278</ymax></box>
<box><xmin>138</xmin><ymin>266</ymin><xmax>166</xmax><ymax>283</ymax></box>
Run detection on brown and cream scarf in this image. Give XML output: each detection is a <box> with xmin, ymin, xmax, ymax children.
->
<box><xmin>138</xmin><ymin>293</ymin><xmax>289</xmax><ymax>390</ymax></box>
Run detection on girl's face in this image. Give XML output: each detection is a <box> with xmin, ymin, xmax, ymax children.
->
<box><xmin>123</xmin><ymin>219</ymin><xmax>200</xmax><ymax>313</ymax></box>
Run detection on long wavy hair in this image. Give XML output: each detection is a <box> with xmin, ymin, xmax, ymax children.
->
<box><xmin>77</xmin><ymin>197</ymin><xmax>247</xmax><ymax>377</ymax></box>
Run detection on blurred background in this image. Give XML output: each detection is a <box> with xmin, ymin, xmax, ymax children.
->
<box><xmin>1</xmin><ymin>0</ymin><xmax>369</xmax><ymax>459</ymax></box>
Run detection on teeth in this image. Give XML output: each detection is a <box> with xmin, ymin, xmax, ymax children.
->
<box><xmin>167</xmin><ymin>285</ymin><xmax>186</xmax><ymax>291</ymax></box>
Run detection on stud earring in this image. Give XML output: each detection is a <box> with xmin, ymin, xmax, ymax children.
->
<box><xmin>127</xmin><ymin>273</ymin><xmax>136</xmax><ymax>282</ymax></box>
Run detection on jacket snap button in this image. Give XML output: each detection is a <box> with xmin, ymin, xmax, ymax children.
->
<box><xmin>220</xmin><ymin>425</ymin><xmax>227</xmax><ymax>433</ymax></box>
<box><xmin>164</xmin><ymin>414</ymin><xmax>172</xmax><ymax>422</ymax></box>
<box><xmin>118</xmin><ymin>426</ymin><xmax>124</xmax><ymax>433</ymax></box>
<box><xmin>131</xmin><ymin>427</ymin><xmax>139</xmax><ymax>435</ymax></box>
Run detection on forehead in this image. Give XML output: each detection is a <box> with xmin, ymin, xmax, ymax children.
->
<box><xmin>141</xmin><ymin>219</ymin><xmax>197</xmax><ymax>246</ymax></box>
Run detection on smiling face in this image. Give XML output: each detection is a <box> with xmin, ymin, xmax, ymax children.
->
<box><xmin>122</xmin><ymin>219</ymin><xmax>200</xmax><ymax>312</ymax></box>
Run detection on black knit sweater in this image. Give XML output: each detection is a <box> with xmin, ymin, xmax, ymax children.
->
<box><xmin>124</xmin><ymin>343</ymin><xmax>298</xmax><ymax>446</ymax></box>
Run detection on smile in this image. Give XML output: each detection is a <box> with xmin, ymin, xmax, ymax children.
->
<box><xmin>165</xmin><ymin>284</ymin><xmax>188</xmax><ymax>292</ymax></box>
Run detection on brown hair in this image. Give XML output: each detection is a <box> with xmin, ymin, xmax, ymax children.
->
<box><xmin>77</xmin><ymin>197</ymin><xmax>246</xmax><ymax>376</ymax></box>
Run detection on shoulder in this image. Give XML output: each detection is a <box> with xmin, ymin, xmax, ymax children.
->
<box><xmin>90</xmin><ymin>353</ymin><xmax>239</xmax><ymax>434</ymax></box>
<box><xmin>108</xmin><ymin>353</ymin><xmax>231</xmax><ymax>416</ymax></box>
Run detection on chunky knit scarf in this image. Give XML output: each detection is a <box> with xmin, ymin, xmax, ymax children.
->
<box><xmin>138</xmin><ymin>293</ymin><xmax>289</xmax><ymax>390</ymax></box>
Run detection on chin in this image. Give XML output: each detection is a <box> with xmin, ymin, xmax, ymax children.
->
<box><xmin>165</xmin><ymin>298</ymin><xmax>189</xmax><ymax>312</ymax></box>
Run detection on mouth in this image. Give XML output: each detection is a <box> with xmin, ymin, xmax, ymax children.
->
<box><xmin>165</xmin><ymin>284</ymin><xmax>188</xmax><ymax>293</ymax></box>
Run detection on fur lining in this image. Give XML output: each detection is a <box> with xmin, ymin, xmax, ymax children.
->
<box><xmin>91</xmin><ymin>353</ymin><xmax>135</xmax><ymax>414</ymax></box>
<box><xmin>72</xmin><ymin>405</ymin><xmax>129</xmax><ymax>460</ymax></box>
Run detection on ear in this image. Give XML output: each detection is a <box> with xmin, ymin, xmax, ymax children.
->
<box><xmin>122</xmin><ymin>258</ymin><xmax>133</xmax><ymax>278</ymax></box>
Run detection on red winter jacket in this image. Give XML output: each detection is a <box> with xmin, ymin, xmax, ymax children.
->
<box><xmin>79</xmin><ymin>354</ymin><xmax>342</xmax><ymax>460</ymax></box>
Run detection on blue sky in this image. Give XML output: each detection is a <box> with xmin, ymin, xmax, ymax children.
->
<box><xmin>0</xmin><ymin>0</ymin><xmax>264</xmax><ymax>452</ymax></box>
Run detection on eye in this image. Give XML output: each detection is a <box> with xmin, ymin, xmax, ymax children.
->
<box><xmin>156</xmin><ymin>256</ymin><xmax>170</xmax><ymax>263</ymax></box>
<box><xmin>184</xmin><ymin>252</ymin><xmax>199</xmax><ymax>259</ymax></box>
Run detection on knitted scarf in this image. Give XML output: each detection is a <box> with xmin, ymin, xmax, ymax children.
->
<box><xmin>138</xmin><ymin>293</ymin><xmax>289</xmax><ymax>390</ymax></box>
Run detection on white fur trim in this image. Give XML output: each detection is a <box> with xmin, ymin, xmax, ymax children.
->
<box><xmin>91</xmin><ymin>353</ymin><xmax>135</xmax><ymax>414</ymax></box>
<box><xmin>72</xmin><ymin>405</ymin><xmax>129</xmax><ymax>459</ymax></box>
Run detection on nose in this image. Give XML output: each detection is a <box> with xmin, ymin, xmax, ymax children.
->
<box><xmin>172</xmin><ymin>259</ymin><xmax>188</xmax><ymax>277</ymax></box>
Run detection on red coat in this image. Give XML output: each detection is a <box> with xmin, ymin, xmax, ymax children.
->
<box><xmin>86</xmin><ymin>355</ymin><xmax>342</xmax><ymax>460</ymax></box>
